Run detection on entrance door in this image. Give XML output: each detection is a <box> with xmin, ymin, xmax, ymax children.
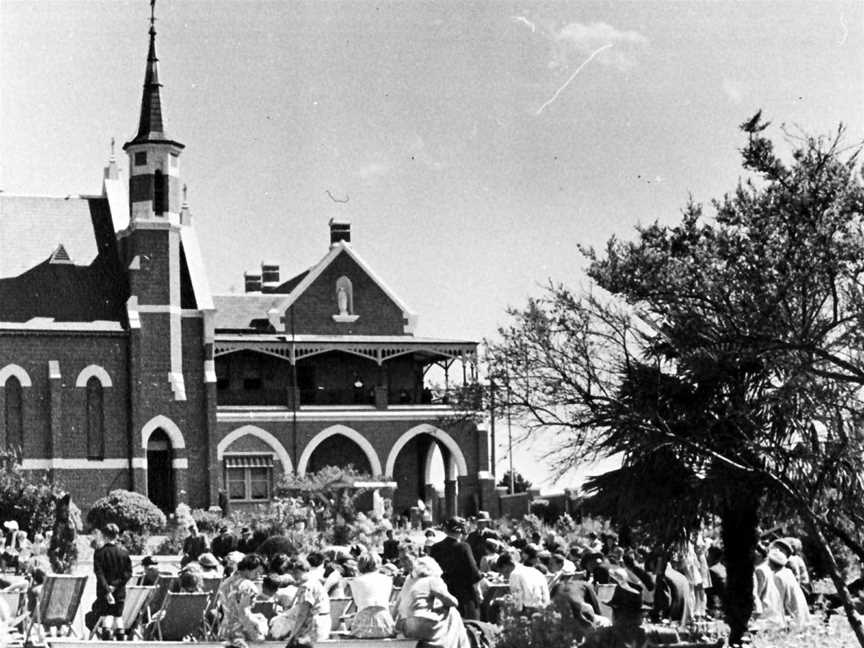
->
<box><xmin>147</xmin><ymin>429</ymin><xmax>175</xmax><ymax>511</ymax></box>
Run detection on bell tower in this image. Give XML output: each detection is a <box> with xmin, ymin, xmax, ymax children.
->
<box><xmin>123</xmin><ymin>0</ymin><xmax>184</xmax><ymax>225</ymax></box>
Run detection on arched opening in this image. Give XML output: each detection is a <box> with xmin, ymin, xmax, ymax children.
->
<box><xmin>146</xmin><ymin>429</ymin><xmax>175</xmax><ymax>511</ymax></box>
<box><xmin>388</xmin><ymin>433</ymin><xmax>454</xmax><ymax>520</ymax></box>
<box><xmin>4</xmin><ymin>376</ymin><xmax>22</xmax><ymax>451</ymax></box>
<box><xmin>86</xmin><ymin>377</ymin><xmax>105</xmax><ymax>459</ymax></box>
<box><xmin>306</xmin><ymin>434</ymin><xmax>373</xmax><ymax>475</ymax></box>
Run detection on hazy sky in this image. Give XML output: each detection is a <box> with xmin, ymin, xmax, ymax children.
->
<box><xmin>2</xmin><ymin>1</ymin><xmax>862</xmax><ymax>489</ymax></box>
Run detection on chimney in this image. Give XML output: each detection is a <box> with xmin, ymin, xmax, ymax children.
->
<box><xmin>261</xmin><ymin>262</ymin><xmax>280</xmax><ymax>291</ymax></box>
<box><xmin>329</xmin><ymin>218</ymin><xmax>351</xmax><ymax>246</ymax></box>
<box><xmin>244</xmin><ymin>272</ymin><xmax>262</xmax><ymax>293</ymax></box>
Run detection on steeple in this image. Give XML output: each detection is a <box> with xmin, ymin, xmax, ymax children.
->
<box><xmin>127</xmin><ymin>0</ymin><xmax>181</xmax><ymax>147</ymax></box>
<box><xmin>123</xmin><ymin>0</ymin><xmax>184</xmax><ymax>223</ymax></box>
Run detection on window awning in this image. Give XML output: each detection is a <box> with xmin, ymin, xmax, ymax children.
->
<box><xmin>224</xmin><ymin>455</ymin><xmax>274</xmax><ymax>468</ymax></box>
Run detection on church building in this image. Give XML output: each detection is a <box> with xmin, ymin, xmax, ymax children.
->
<box><xmin>0</xmin><ymin>9</ymin><xmax>496</xmax><ymax>518</ymax></box>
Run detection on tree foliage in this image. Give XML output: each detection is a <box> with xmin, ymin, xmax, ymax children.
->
<box><xmin>487</xmin><ymin>115</ymin><xmax>864</xmax><ymax>645</ymax></box>
<box><xmin>497</xmin><ymin>470</ymin><xmax>533</xmax><ymax>494</ymax></box>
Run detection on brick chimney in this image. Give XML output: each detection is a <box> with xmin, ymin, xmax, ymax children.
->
<box><xmin>244</xmin><ymin>272</ymin><xmax>262</xmax><ymax>293</ymax></box>
<box><xmin>261</xmin><ymin>262</ymin><xmax>280</xmax><ymax>291</ymax></box>
<box><xmin>329</xmin><ymin>219</ymin><xmax>351</xmax><ymax>246</ymax></box>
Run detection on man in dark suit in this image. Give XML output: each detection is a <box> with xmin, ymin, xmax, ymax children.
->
<box><xmin>428</xmin><ymin>517</ymin><xmax>483</xmax><ymax>620</ymax></box>
<box><xmin>181</xmin><ymin>523</ymin><xmax>208</xmax><ymax>566</ymax></box>
<box><xmin>92</xmin><ymin>523</ymin><xmax>133</xmax><ymax>639</ymax></box>
<box><xmin>210</xmin><ymin>524</ymin><xmax>238</xmax><ymax>560</ymax></box>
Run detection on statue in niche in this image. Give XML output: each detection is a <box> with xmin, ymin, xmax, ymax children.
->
<box><xmin>337</xmin><ymin>286</ymin><xmax>349</xmax><ymax>316</ymax></box>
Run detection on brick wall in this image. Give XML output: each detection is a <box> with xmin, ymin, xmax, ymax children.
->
<box><xmin>290</xmin><ymin>251</ymin><xmax>406</xmax><ymax>335</ymax></box>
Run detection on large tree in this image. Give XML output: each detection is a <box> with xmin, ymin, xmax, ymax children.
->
<box><xmin>488</xmin><ymin>116</ymin><xmax>864</xmax><ymax>645</ymax></box>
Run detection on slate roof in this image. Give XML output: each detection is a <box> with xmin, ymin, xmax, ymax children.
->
<box><xmin>0</xmin><ymin>195</ymin><xmax>127</xmax><ymax>324</ymax></box>
<box><xmin>212</xmin><ymin>294</ymin><xmax>285</xmax><ymax>332</ymax></box>
<box><xmin>0</xmin><ymin>195</ymin><xmax>103</xmax><ymax>277</ymax></box>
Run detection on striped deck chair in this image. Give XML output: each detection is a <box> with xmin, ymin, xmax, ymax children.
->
<box><xmin>143</xmin><ymin>591</ymin><xmax>211</xmax><ymax>641</ymax></box>
<box><xmin>88</xmin><ymin>585</ymin><xmax>155</xmax><ymax>639</ymax></box>
<box><xmin>329</xmin><ymin>597</ymin><xmax>356</xmax><ymax>636</ymax></box>
<box><xmin>23</xmin><ymin>574</ymin><xmax>87</xmax><ymax>642</ymax></box>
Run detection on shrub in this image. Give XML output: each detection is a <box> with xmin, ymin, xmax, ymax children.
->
<box><xmin>497</xmin><ymin>605</ymin><xmax>582</xmax><ymax>648</ymax></box>
<box><xmin>153</xmin><ymin>528</ymin><xmax>184</xmax><ymax>555</ymax></box>
<box><xmin>0</xmin><ymin>449</ymin><xmax>62</xmax><ymax>534</ymax></box>
<box><xmin>191</xmin><ymin>508</ymin><xmax>223</xmax><ymax>535</ymax></box>
<box><xmin>87</xmin><ymin>490</ymin><xmax>166</xmax><ymax>534</ymax></box>
<box><xmin>119</xmin><ymin>530</ymin><xmax>149</xmax><ymax>554</ymax></box>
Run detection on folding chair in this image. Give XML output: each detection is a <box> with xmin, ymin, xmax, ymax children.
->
<box><xmin>145</xmin><ymin>573</ymin><xmax>177</xmax><ymax>620</ymax></box>
<box><xmin>329</xmin><ymin>596</ymin><xmax>356</xmax><ymax>636</ymax></box>
<box><xmin>0</xmin><ymin>589</ymin><xmax>28</xmax><ymax>637</ymax></box>
<box><xmin>143</xmin><ymin>591</ymin><xmax>211</xmax><ymax>641</ymax></box>
<box><xmin>88</xmin><ymin>585</ymin><xmax>155</xmax><ymax>639</ymax></box>
<box><xmin>389</xmin><ymin>586</ymin><xmax>402</xmax><ymax>618</ymax></box>
<box><xmin>23</xmin><ymin>574</ymin><xmax>87</xmax><ymax>643</ymax></box>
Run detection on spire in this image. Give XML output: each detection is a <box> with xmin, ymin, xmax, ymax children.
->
<box><xmin>126</xmin><ymin>0</ymin><xmax>182</xmax><ymax>148</ymax></box>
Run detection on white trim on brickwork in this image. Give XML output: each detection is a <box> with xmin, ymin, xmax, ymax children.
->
<box><xmin>216</xmin><ymin>406</ymin><xmax>468</xmax><ymax>422</ymax></box>
<box><xmin>74</xmin><ymin>364</ymin><xmax>113</xmax><ymax>387</ymax></box>
<box><xmin>385</xmin><ymin>424</ymin><xmax>468</xmax><ymax>478</ymax></box>
<box><xmin>0</xmin><ymin>364</ymin><xmax>32</xmax><ymax>387</ymax></box>
<box><xmin>172</xmin><ymin>458</ymin><xmax>188</xmax><ymax>469</ymax></box>
<box><xmin>21</xmin><ymin>458</ymin><xmax>130</xmax><ymax>470</ymax></box>
<box><xmin>296</xmin><ymin>424</ymin><xmax>382</xmax><ymax>477</ymax></box>
<box><xmin>218</xmin><ymin>425</ymin><xmax>293</xmax><ymax>472</ymax></box>
<box><xmin>140</xmin><ymin>415</ymin><xmax>186</xmax><ymax>450</ymax></box>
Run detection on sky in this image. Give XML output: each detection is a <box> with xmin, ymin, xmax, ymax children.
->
<box><xmin>2</xmin><ymin>0</ymin><xmax>863</xmax><ymax>491</ymax></box>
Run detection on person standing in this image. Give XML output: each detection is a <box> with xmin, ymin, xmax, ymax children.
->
<box><xmin>92</xmin><ymin>523</ymin><xmax>133</xmax><ymax>640</ymax></box>
<box><xmin>428</xmin><ymin>517</ymin><xmax>483</xmax><ymax>620</ymax></box>
<box><xmin>211</xmin><ymin>524</ymin><xmax>238</xmax><ymax>560</ymax></box>
<box><xmin>181</xmin><ymin>523</ymin><xmax>208</xmax><ymax>566</ymax></box>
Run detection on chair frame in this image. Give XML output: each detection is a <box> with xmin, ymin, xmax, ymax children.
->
<box><xmin>23</xmin><ymin>574</ymin><xmax>88</xmax><ymax>643</ymax></box>
<box><xmin>88</xmin><ymin>585</ymin><xmax>155</xmax><ymax>640</ymax></box>
<box><xmin>144</xmin><ymin>590</ymin><xmax>211</xmax><ymax>641</ymax></box>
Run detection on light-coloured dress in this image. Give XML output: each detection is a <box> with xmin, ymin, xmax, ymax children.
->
<box><xmin>289</xmin><ymin>578</ymin><xmax>331</xmax><ymax>642</ymax></box>
<box><xmin>216</xmin><ymin>573</ymin><xmax>268</xmax><ymax>642</ymax></box>
<box><xmin>350</xmin><ymin>572</ymin><xmax>395</xmax><ymax>638</ymax></box>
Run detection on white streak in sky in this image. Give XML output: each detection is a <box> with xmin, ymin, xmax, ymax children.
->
<box><xmin>839</xmin><ymin>12</ymin><xmax>849</xmax><ymax>45</ymax></box>
<box><xmin>511</xmin><ymin>16</ymin><xmax>536</xmax><ymax>33</ymax></box>
<box><xmin>536</xmin><ymin>43</ymin><xmax>613</xmax><ymax>116</ymax></box>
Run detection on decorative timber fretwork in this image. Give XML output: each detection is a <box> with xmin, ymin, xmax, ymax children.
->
<box><xmin>213</xmin><ymin>335</ymin><xmax>477</xmax><ymax>366</ymax></box>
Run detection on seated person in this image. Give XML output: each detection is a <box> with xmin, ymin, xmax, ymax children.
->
<box><xmin>349</xmin><ymin>552</ymin><xmax>395</xmax><ymax>638</ymax></box>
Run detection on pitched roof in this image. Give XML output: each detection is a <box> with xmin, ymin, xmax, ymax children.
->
<box><xmin>0</xmin><ymin>195</ymin><xmax>103</xmax><ymax>277</ymax></box>
<box><xmin>0</xmin><ymin>195</ymin><xmax>127</xmax><ymax>325</ymax></box>
<box><xmin>212</xmin><ymin>294</ymin><xmax>285</xmax><ymax>331</ymax></box>
<box><xmin>213</xmin><ymin>242</ymin><xmax>417</xmax><ymax>334</ymax></box>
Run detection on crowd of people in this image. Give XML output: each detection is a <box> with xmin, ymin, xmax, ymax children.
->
<box><xmin>0</xmin><ymin>510</ymin><xmax>834</xmax><ymax>647</ymax></box>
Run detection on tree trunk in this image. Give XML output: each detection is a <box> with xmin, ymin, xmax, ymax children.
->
<box><xmin>721</xmin><ymin>498</ymin><xmax>759</xmax><ymax>646</ymax></box>
<box><xmin>807</xmin><ymin>515</ymin><xmax>864</xmax><ymax>648</ymax></box>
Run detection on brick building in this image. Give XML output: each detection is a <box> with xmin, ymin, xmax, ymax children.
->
<box><xmin>0</xmin><ymin>11</ymin><xmax>496</xmax><ymax>518</ymax></box>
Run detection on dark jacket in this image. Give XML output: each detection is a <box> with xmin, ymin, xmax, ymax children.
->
<box><xmin>210</xmin><ymin>532</ymin><xmax>238</xmax><ymax>559</ymax></box>
<box><xmin>93</xmin><ymin>542</ymin><xmax>132</xmax><ymax>602</ymax></box>
<box><xmin>182</xmin><ymin>534</ymin><xmax>208</xmax><ymax>562</ymax></box>
<box><xmin>428</xmin><ymin>536</ymin><xmax>482</xmax><ymax>605</ymax></box>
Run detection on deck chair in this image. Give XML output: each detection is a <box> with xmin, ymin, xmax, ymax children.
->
<box><xmin>389</xmin><ymin>586</ymin><xmax>402</xmax><ymax>617</ymax></box>
<box><xmin>0</xmin><ymin>589</ymin><xmax>28</xmax><ymax>634</ymax></box>
<box><xmin>145</xmin><ymin>573</ymin><xmax>177</xmax><ymax>619</ymax></box>
<box><xmin>329</xmin><ymin>596</ymin><xmax>356</xmax><ymax>635</ymax></box>
<box><xmin>143</xmin><ymin>591</ymin><xmax>211</xmax><ymax>641</ymax></box>
<box><xmin>88</xmin><ymin>585</ymin><xmax>155</xmax><ymax>639</ymax></box>
<box><xmin>23</xmin><ymin>574</ymin><xmax>87</xmax><ymax>643</ymax></box>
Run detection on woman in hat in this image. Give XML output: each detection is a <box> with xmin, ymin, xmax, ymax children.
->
<box><xmin>349</xmin><ymin>552</ymin><xmax>395</xmax><ymax>638</ymax></box>
<box><xmin>398</xmin><ymin>555</ymin><xmax>469</xmax><ymax>648</ymax></box>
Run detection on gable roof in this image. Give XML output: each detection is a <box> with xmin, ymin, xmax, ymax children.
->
<box><xmin>213</xmin><ymin>242</ymin><xmax>417</xmax><ymax>334</ymax></box>
<box><xmin>0</xmin><ymin>195</ymin><xmax>103</xmax><ymax>277</ymax></box>
<box><xmin>272</xmin><ymin>242</ymin><xmax>416</xmax><ymax>331</ymax></box>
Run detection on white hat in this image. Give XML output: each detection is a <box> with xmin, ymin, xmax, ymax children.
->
<box><xmin>3</xmin><ymin>521</ymin><xmax>19</xmax><ymax>531</ymax></box>
<box><xmin>767</xmin><ymin>548</ymin><xmax>788</xmax><ymax>566</ymax></box>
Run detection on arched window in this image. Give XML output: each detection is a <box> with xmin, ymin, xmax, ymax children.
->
<box><xmin>86</xmin><ymin>377</ymin><xmax>105</xmax><ymax>460</ymax></box>
<box><xmin>153</xmin><ymin>169</ymin><xmax>166</xmax><ymax>215</ymax></box>
<box><xmin>4</xmin><ymin>377</ymin><xmax>23</xmax><ymax>451</ymax></box>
